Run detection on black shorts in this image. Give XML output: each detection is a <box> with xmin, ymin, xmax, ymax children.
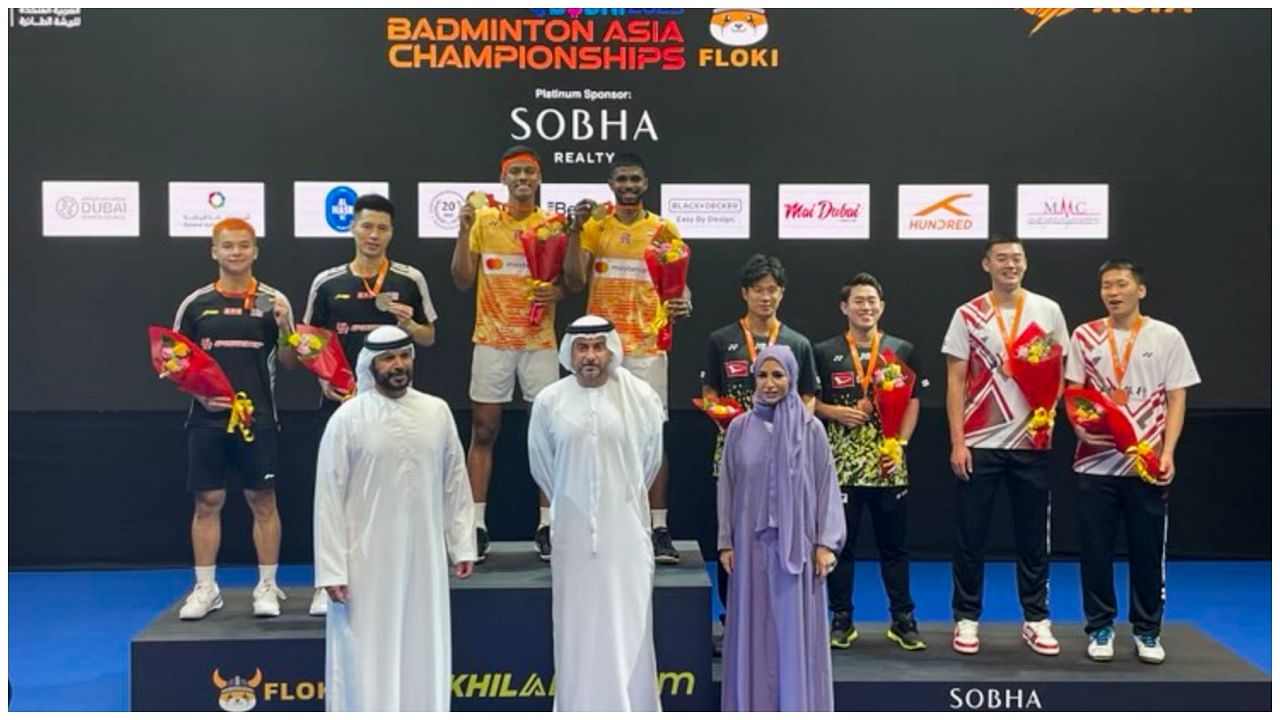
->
<box><xmin>186</xmin><ymin>427</ymin><xmax>279</xmax><ymax>492</ymax></box>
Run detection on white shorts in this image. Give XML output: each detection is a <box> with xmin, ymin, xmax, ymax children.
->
<box><xmin>622</xmin><ymin>353</ymin><xmax>668</xmax><ymax>410</ymax></box>
<box><xmin>469</xmin><ymin>345</ymin><xmax>560</xmax><ymax>404</ymax></box>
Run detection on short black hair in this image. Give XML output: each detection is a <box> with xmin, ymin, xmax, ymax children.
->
<box><xmin>354</xmin><ymin>194</ymin><xmax>395</xmax><ymax>222</ymax></box>
<box><xmin>501</xmin><ymin>144</ymin><xmax>541</xmax><ymax>167</ymax></box>
<box><xmin>1098</xmin><ymin>258</ymin><xmax>1146</xmax><ymax>285</ymax></box>
<box><xmin>741</xmin><ymin>253</ymin><xmax>787</xmax><ymax>289</ymax></box>
<box><xmin>983</xmin><ymin>234</ymin><xmax>1024</xmax><ymax>256</ymax></box>
<box><xmin>841</xmin><ymin>272</ymin><xmax>884</xmax><ymax>301</ymax></box>
<box><xmin>609</xmin><ymin>153</ymin><xmax>646</xmax><ymax>176</ymax></box>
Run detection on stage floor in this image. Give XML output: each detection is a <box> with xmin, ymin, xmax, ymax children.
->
<box><xmin>714</xmin><ymin>621</ymin><xmax>1271</xmax><ymax>710</ymax></box>
<box><xmin>9</xmin><ymin>559</ymin><xmax>1271</xmax><ymax>710</ymax></box>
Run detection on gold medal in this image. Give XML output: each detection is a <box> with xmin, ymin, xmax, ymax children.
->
<box><xmin>466</xmin><ymin>191</ymin><xmax>490</xmax><ymax>210</ymax></box>
<box><xmin>1110</xmin><ymin>388</ymin><xmax>1128</xmax><ymax>405</ymax></box>
<box><xmin>374</xmin><ymin>293</ymin><xmax>394</xmax><ymax>312</ymax></box>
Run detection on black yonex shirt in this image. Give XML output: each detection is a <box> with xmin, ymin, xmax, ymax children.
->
<box><xmin>174</xmin><ymin>282</ymin><xmax>291</xmax><ymax>430</ymax></box>
<box><xmin>303</xmin><ymin>261</ymin><xmax>438</xmax><ymax>368</ymax></box>
<box><xmin>703</xmin><ymin>319</ymin><xmax>820</xmax><ymax>475</ymax></box>
<box><xmin>703</xmin><ymin>320</ymin><xmax>820</xmax><ymax>407</ymax></box>
<box><xmin>814</xmin><ymin>331</ymin><xmax>926</xmax><ymax>488</ymax></box>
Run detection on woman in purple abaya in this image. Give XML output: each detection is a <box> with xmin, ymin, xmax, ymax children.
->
<box><xmin>717</xmin><ymin>344</ymin><xmax>846</xmax><ymax>711</ymax></box>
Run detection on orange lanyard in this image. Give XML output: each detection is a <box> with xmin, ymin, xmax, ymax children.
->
<box><xmin>845</xmin><ymin>330</ymin><xmax>881</xmax><ymax>396</ymax></box>
<box><xmin>352</xmin><ymin>258</ymin><xmax>389</xmax><ymax>297</ymax></box>
<box><xmin>989</xmin><ymin>290</ymin><xmax>1025</xmax><ymax>369</ymax></box>
<box><xmin>1106</xmin><ymin>315</ymin><xmax>1144</xmax><ymax>392</ymax></box>
<box><xmin>215</xmin><ymin>276</ymin><xmax>258</xmax><ymax>310</ymax></box>
<box><xmin>739</xmin><ymin>317</ymin><xmax>780</xmax><ymax>364</ymax></box>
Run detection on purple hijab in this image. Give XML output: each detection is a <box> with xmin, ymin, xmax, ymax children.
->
<box><xmin>750</xmin><ymin>345</ymin><xmax>815</xmax><ymax>575</ymax></box>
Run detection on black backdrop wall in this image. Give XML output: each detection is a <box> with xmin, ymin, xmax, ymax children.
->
<box><xmin>9</xmin><ymin>9</ymin><xmax>1271</xmax><ymax>566</ymax></box>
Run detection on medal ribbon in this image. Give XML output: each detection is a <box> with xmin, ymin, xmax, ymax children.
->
<box><xmin>215</xmin><ymin>276</ymin><xmax>258</xmax><ymax>311</ymax></box>
<box><xmin>353</xmin><ymin>257</ymin><xmax>389</xmax><ymax>298</ymax></box>
<box><xmin>1106</xmin><ymin>314</ymin><xmax>1144</xmax><ymax>397</ymax></box>
<box><xmin>739</xmin><ymin>317</ymin><xmax>780</xmax><ymax>364</ymax></box>
<box><xmin>989</xmin><ymin>289</ymin><xmax>1025</xmax><ymax>370</ymax></box>
<box><xmin>845</xmin><ymin>330</ymin><xmax>881</xmax><ymax>397</ymax></box>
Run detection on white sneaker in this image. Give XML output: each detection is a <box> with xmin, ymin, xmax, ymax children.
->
<box><xmin>1087</xmin><ymin>626</ymin><xmax>1115</xmax><ymax>662</ymax></box>
<box><xmin>1022</xmin><ymin>619</ymin><xmax>1061</xmax><ymax>656</ymax></box>
<box><xmin>179</xmin><ymin>582</ymin><xmax>223</xmax><ymax>620</ymax></box>
<box><xmin>252</xmin><ymin>581</ymin><xmax>286</xmax><ymax>617</ymax></box>
<box><xmin>309</xmin><ymin>588</ymin><xmax>329</xmax><ymax>616</ymax></box>
<box><xmin>952</xmin><ymin>619</ymin><xmax>980</xmax><ymax>655</ymax></box>
<box><xmin>1135</xmin><ymin>634</ymin><xmax>1166</xmax><ymax>664</ymax></box>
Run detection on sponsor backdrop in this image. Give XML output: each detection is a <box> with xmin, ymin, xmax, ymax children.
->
<box><xmin>9</xmin><ymin>9</ymin><xmax>1269</xmax><ymax>564</ymax></box>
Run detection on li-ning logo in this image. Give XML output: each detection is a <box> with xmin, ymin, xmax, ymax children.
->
<box><xmin>212</xmin><ymin>668</ymin><xmax>263</xmax><ymax>712</ymax></box>
<box><xmin>1021</xmin><ymin>8</ymin><xmax>1194</xmax><ymax>37</ymax></box>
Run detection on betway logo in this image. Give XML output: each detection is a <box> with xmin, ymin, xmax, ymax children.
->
<box><xmin>909</xmin><ymin>193</ymin><xmax>972</xmax><ymax>231</ymax></box>
<box><xmin>782</xmin><ymin>200</ymin><xmax>862</xmax><ymax>221</ymax></box>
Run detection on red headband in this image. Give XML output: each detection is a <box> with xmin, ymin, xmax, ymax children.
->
<box><xmin>501</xmin><ymin>152</ymin><xmax>541</xmax><ymax>175</ymax></box>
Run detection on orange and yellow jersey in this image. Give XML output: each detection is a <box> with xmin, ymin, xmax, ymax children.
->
<box><xmin>581</xmin><ymin>210</ymin><xmax>681</xmax><ymax>357</ymax></box>
<box><xmin>468</xmin><ymin>205</ymin><xmax>557</xmax><ymax>350</ymax></box>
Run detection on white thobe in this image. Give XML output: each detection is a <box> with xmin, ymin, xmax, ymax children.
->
<box><xmin>314</xmin><ymin>389</ymin><xmax>476</xmax><ymax>712</ymax></box>
<box><xmin>528</xmin><ymin>369</ymin><xmax>666</xmax><ymax>711</ymax></box>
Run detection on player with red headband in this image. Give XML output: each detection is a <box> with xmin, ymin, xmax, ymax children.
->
<box><xmin>451</xmin><ymin>145</ymin><xmax>564</xmax><ymax>562</ymax></box>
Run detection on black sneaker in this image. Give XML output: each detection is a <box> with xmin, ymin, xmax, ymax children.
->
<box><xmin>830</xmin><ymin>611</ymin><xmax>858</xmax><ymax>649</ymax></box>
<box><xmin>475</xmin><ymin>527</ymin><xmax>490</xmax><ymax>564</ymax></box>
<box><xmin>887</xmin><ymin>615</ymin><xmax>927</xmax><ymax>651</ymax></box>
<box><xmin>535</xmin><ymin>525</ymin><xmax>551</xmax><ymax>562</ymax></box>
<box><xmin>652</xmin><ymin>527</ymin><xmax>680</xmax><ymax>565</ymax></box>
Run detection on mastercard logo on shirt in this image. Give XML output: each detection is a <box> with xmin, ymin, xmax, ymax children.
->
<box><xmin>594</xmin><ymin>260</ymin><xmax>610</xmax><ymax>273</ymax></box>
<box><xmin>485</xmin><ymin>257</ymin><xmax>504</xmax><ymax>270</ymax></box>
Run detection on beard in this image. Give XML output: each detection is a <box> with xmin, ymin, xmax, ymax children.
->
<box><xmin>375</xmin><ymin>367</ymin><xmax>412</xmax><ymax>393</ymax></box>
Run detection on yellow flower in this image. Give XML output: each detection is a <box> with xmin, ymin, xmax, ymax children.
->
<box><xmin>288</xmin><ymin>332</ymin><xmax>302</xmax><ymax>347</ymax></box>
<box><xmin>164</xmin><ymin>359</ymin><xmax>180</xmax><ymax>373</ymax></box>
<box><xmin>173</xmin><ymin>343</ymin><xmax>189</xmax><ymax>358</ymax></box>
<box><xmin>308</xmin><ymin>336</ymin><xmax>322</xmax><ymax>351</ymax></box>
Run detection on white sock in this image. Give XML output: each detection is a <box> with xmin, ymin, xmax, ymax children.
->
<box><xmin>475</xmin><ymin>503</ymin><xmax>487</xmax><ymax>530</ymax></box>
<box><xmin>195</xmin><ymin>565</ymin><xmax>216</xmax><ymax>586</ymax></box>
<box><xmin>259</xmin><ymin>564</ymin><xmax>278</xmax><ymax>585</ymax></box>
<box><xmin>539</xmin><ymin>506</ymin><xmax>551</xmax><ymax>527</ymax></box>
<box><xmin>651</xmin><ymin>509</ymin><xmax>668</xmax><ymax>529</ymax></box>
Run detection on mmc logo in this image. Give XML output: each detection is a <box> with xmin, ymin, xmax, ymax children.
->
<box><xmin>211</xmin><ymin>668</ymin><xmax>262</xmax><ymax>712</ymax></box>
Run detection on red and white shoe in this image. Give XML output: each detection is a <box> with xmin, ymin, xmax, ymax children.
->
<box><xmin>952</xmin><ymin>619</ymin><xmax>980</xmax><ymax>655</ymax></box>
<box><xmin>1022</xmin><ymin>619</ymin><xmax>1061</xmax><ymax>656</ymax></box>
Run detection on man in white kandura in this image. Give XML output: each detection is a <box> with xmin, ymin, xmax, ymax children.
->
<box><xmin>314</xmin><ymin>325</ymin><xmax>476</xmax><ymax>712</ymax></box>
<box><xmin>528</xmin><ymin>315</ymin><xmax>666</xmax><ymax>711</ymax></box>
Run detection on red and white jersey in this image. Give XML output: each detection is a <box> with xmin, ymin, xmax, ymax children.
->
<box><xmin>1065</xmin><ymin>317</ymin><xmax>1200</xmax><ymax>476</ymax></box>
<box><xmin>942</xmin><ymin>290</ymin><xmax>1069</xmax><ymax>450</ymax></box>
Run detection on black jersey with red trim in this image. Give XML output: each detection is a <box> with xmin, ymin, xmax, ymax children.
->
<box><xmin>174</xmin><ymin>283</ymin><xmax>291</xmax><ymax>430</ymax></box>
<box><xmin>303</xmin><ymin>261</ymin><xmax>438</xmax><ymax>368</ymax></box>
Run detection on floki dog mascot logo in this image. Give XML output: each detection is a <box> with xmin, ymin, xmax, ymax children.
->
<box><xmin>212</xmin><ymin>668</ymin><xmax>263</xmax><ymax>712</ymax></box>
<box><xmin>700</xmin><ymin>9</ymin><xmax>778</xmax><ymax>67</ymax></box>
<box><xmin>709</xmin><ymin>8</ymin><xmax>768</xmax><ymax>46</ymax></box>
